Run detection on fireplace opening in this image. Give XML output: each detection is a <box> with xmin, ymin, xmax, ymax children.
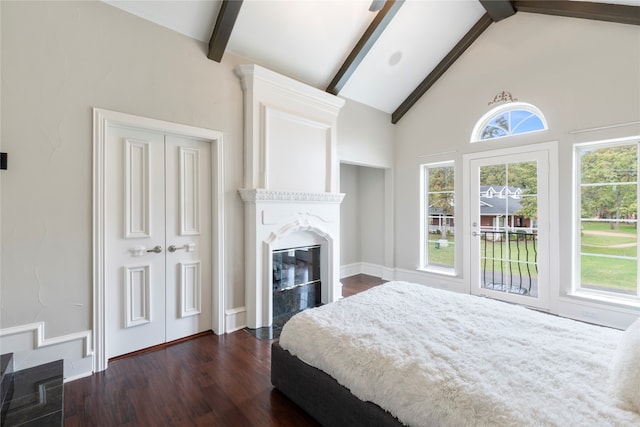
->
<box><xmin>272</xmin><ymin>245</ymin><xmax>321</xmax><ymax>326</ymax></box>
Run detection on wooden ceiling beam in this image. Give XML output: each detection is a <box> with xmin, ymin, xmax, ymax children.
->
<box><xmin>208</xmin><ymin>0</ymin><xmax>244</xmax><ymax>63</ymax></box>
<box><xmin>513</xmin><ymin>1</ymin><xmax>640</xmax><ymax>26</ymax></box>
<box><xmin>479</xmin><ymin>0</ymin><xmax>516</xmax><ymax>22</ymax></box>
<box><xmin>326</xmin><ymin>0</ymin><xmax>405</xmax><ymax>95</ymax></box>
<box><xmin>392</xmin><ymin>13</ymin><xmax>493</xmax><ymax>124</ymax></box>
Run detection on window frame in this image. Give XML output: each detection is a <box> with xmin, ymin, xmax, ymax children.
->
<box><xmin>470</xmin><ymin>102</ymin><xmax>548</xmax><ymax>143</ymax></box>
<box><xmin>572</xmin><ymin>136</ymin><xmax>640</xmax><ymax>305</ymax></box>
<box><xmin>420</xmin><ymin>160</ymin><xmax>457</xmax><ymax>275</ymax></box>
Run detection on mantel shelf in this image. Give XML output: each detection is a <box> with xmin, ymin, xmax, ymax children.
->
<box><xmin>239</xmin><ymin>189</ymin><xmax>345</xmax><ymax>204</ymax></box>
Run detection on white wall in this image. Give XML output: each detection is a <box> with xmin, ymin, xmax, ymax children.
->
<box><xmin>393</xmin><ymin>12</ymin><xmax>640</xmax><ymax>327</ymax></box>
<box><xmin>338</xmin><ymin>99</ymin><xmax>394</xmax><ymax>168</ymax></box>
<box><xmin>0</xmin><ymin>1</ymin><xmax>247</xmax><ymax>375</ymax></box>
<box><xmin>359</xmin><ymin>166</ymin><xmax>385</xmax><ymax>266</ymax></box>
<box><xmin>340</xmin><ymin>164</ymin><xmax>360</xmax><ymax>265</ymax></box>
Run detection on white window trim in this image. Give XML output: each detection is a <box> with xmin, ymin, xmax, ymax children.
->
<box><xmin>571</xmin><ymin>135</ymin><xmax>640</xmax><ymax>308</ymax></box>
<box><xmin>420</xmin><ymin>160</ymin><xmax>457</xmax><ymax>275</ymax></box>
<box><xmin>470</xmin><ymin>102</ymin><xmax>548</xmax><ymax>143</ymax></box>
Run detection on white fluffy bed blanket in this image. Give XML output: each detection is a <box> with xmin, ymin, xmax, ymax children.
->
<box><xmin>278</xmin><ymin>281</ymin><xmax>640</xmax><ymax>426</ymax></box>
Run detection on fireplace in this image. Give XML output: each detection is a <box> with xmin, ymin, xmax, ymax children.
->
<box><xmin>235</xmin><ymin>64</ymin><xmax>345</xmax><ymax>329</ymax></box>
<box><xmin>239</xmin><ymin>188</ymin><xmax>343</xmax><ymax>328</ymax></box>
<box><xmin>272</xmin><ymin>245</ymin><xmax>322</xmax><ymax>320</ymax></box>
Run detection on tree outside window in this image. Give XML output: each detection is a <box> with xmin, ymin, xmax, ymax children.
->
<box><xmin>424</xmin><ymin>162</ymin><xmax>455</xmax><ymax>271</ymax></box>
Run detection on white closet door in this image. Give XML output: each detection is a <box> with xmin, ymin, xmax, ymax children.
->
<box><xmin>106</xmin><ymin>126</ymin><xmax>212</xmax><ymax>359</ymax></box>
<box><xmin>164</xmin><ymin>135</ymin><xmax>212</xmax><ymax>342</ymax></box>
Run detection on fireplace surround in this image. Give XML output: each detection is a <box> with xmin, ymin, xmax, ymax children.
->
<box><xmin>236</xmin><ymin>64</ymin><xmax>345</xmax><ymax>329</ymax></box>
<box><xmin>239</xmin><ymin>189</ymin><xmax>343</xmax><ymax>328</ymax></box>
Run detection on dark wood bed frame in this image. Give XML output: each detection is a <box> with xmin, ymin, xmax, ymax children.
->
<box><xmin>271</xmin><ymin>341</ymin><xmax>403</xmax><ymax>426</ymax></box>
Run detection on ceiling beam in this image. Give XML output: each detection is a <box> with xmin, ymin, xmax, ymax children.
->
<box><xmin>208</xmin><ymin>0</ymin><xmax>244</xmax><ymax>63</ymax></box>
<box><xmin>392</xmin><ymin>13</ymin><xmax>493</xmax><ymax>124</ymax></box>
<box><xmin>513</xmin><ymin>1</ymin><xmax>640</xmax><ymax>26</ymax></box>
<box><xmin>479</xmin><ymin>0</ymin><xmax>516</xmax><ymax>22</ymax></box>
<box><xmin>325</xmin><ymin>0</ymin><xmax>405</xmax><ymax>96</ymax></box>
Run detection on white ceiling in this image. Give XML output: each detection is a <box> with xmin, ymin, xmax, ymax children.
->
<box><xmin>103</xmin><ymin>0</ymin><xmax>639</xmax><ymax>115</ymax></box>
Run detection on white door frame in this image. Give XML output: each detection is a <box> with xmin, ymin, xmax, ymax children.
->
<box><xmin>462</xmin><ymin>141</ymin><xmax>559</xmax><ymax>311</ymax></box>
<box><xmin>93</xmin><ymin>108</ymin><xmax>225</xmax><ymax>372</ymax></box>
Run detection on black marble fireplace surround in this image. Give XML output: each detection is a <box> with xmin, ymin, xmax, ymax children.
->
<box><xmin>246</xmin><ymin>245</ymin><xmax>322</xmax><ymax>340</ymax></box>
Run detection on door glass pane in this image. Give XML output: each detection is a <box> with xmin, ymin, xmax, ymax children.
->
<box><xmin>479</xmin><ymin>161</ymin><xmax>538</xmax><ymax>297</ymax></box>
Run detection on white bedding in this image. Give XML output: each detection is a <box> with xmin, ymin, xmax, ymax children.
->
<box><xmin>278</xmin><ymin>281</ymin><xmax>640</xmax><ymax>427</ymax></box>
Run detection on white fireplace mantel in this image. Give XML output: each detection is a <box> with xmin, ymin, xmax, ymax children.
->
<box><xmin>235</xmin><ymin>65</ymin><xmax>345</xmax><ymax>329</ymax></box>
<box><xmin>239</xmin><ymin>188</ymin><xmax>345</xmax><ymax>204</ymax></box>
<box><xmin>240</xmin><ymin>189</ymin><xmax>343</xmax><ymax>328</ymax></box>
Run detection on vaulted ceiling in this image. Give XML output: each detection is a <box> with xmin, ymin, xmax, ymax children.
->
<box><xmin>103</xmin><ymin>0</ymin><xmax>640</xmax><ymax>123</ymax></box>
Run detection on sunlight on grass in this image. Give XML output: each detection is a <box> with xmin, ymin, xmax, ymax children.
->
<box><xmin>580</xmin><ymin>221</ymin><xmax>637</xmax><ymax>293</ymax></box>
<box><xmin>427</xmin><ymin>235</ymin><xmax>454</xmax><ymax>268</ymax></box>
<box><xmin>582</xmin><ymin>221</ymin><xmax>636</xmax><ymax>234</ymax></box>
<box><xmin>581</xmin><ymin>255</ymin><xmax>637</xmax><ymax>292</ymax></box>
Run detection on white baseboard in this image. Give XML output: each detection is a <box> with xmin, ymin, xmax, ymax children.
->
<box><xmin>360</xmin><ymin>262</ymin><xmax>384</xmax><ymax>278</ymax></box>
<box><xmin>557</xmin><ymin>297</ymin><xmax>638</xmax><ymax>330</ymax></box>
<box><xmin>381</xmin><ymin>267</ymin><xmax>396</xmax><ymax>281</ymax></box>
<box><xmin>340</xmin><ymin>263</ymin><xmax>361</xmax><ymax>278</ymax></box>
<box><xmin>0</xmin><ymin>322</ymin><xmax>94</xmax><ymax>381</ymax></box>
<box><xmin>393</xmin><ymin>268</ymin><xmax>466</xmax><ymax>293</ymax></box>
<box><xmin>225</xmin><ymin>307</ymin><xmax>247</xmax><ymax>333</ymax></box>
<box><xmin>340</xmin><ymin>262</ymin><xmax>388</xmax><ymax>279</ymax></box>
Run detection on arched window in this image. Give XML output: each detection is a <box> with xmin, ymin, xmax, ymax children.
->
<box><xmin>471</xmin><ymin>102</ymin><xmax>547</xmax><ymax>142</ymax></box>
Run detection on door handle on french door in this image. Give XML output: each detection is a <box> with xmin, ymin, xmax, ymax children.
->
<box><xmin>129</xmin><ymin>245</ymin><xmax>163</xmax><ymax>256</ymax></box>
<box><xmin>168</xmin><ymin>243</ymin><xmax>196</xmax><ymax>253</ymax></box>
<box><xmin>472</xmin><ymin>232</ymin><xmax>479</xmax><ymax>237</ymax></box>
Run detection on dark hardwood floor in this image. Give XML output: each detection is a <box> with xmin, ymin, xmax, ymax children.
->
<box><xmin>340</xmin><ymin>274</ymin><xmax>387</xmax><ymax>298</ymax></box>
<box><xmin>64</xmin><ymin>274</ymin><xmax>384</xmax><ymax>426</ymax></box>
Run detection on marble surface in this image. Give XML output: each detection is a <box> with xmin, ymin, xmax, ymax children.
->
<box><xmin>247</xmin><ymin>283</ymin><xmax>322</xmax><ymax>340</ymax></box>
<box><xmin>273</xmin><ymin>281</ymin><xmax>320</xmax><ymax>319</ymax></box>
<box><xmin>1</xmin><ymin>360</ymin><xmax>64</xmax><ymax>426</ymax></box>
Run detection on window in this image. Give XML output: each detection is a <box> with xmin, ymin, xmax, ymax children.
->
<box><xmin>575</xmin><ymin>139</ymin><xmax>639</xmax><ymax>301</ymax></box>
<box><xmin>421</xmin><ymin>161</ymin><xmax>455</xmax><ymax>273</ymax></box>
<box><xmin>471</xmin><ymin>102</ymin><xmax>547</xmax><ymax>142</ymax></box>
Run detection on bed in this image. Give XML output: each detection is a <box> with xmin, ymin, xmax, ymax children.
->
<box><xmin>271</xmin><ymin>281</ymin><xmax>640</xmax><ymax>426</ymax></box>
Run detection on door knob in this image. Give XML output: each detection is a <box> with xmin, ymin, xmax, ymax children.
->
<box><xmin>146</xmin><ymin>245</ymin><xmax>163</xmax><ymax>253</ymax></box>
<box><xmin>472</xmin><ymin>232</ymin><xmax>479</xmax><ymax>237</ymax></box>
<box><xmin>168</xmin><ymin>243</ymin><xmax>196</xmax><ymax>253</ymax></box>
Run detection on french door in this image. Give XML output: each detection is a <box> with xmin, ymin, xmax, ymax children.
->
<box><xmin>467</xmin><ymin>147</ymin><xmax>551</xmax><ymax>310</ymax></box>
<box><xmin>105</xmin><ymin>125</ymin><xmax>212</xmax><ymax>358</ymax></box>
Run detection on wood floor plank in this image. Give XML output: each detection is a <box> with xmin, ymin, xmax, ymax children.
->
<box><xmin>64</xmin><ymin>274</ymin><xmax>382</xmax><ymax>426</ymax></box>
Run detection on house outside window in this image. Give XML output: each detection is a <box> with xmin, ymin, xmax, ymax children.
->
<box><xmin>575</xmin><ymin>139</ymin><xmax>639</xmax><ymax>301</ymax></box>
<box><xmin>422</xmin><ymin>161</ymin><xmax>455</xmax><ymax>273</ymax></box>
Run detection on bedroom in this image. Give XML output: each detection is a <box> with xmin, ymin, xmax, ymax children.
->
<box><xmin>1</xmin><ymin>0</ymin><xmax>639</xmax><ymax>424</ymax></box>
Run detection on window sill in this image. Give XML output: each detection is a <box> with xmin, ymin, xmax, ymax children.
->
<box><xmin>564</xmin><ymin>290</ymin><xmax>640</xmax><ymax>311</ymax></box>
<box><xmin>416</xmin><ymin>267</ymin><xmax>457</xmax><ymax>277</ymax></box>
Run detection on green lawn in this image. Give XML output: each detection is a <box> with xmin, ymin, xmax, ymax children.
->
<box><xmin>581</xmin><ymin>254</ymin><xmax>637</xmax><ymax>292</ymax></box>
<box><xmin>427</xmin><ymin>224</ymin><xmax>638</xmax><ymax>294</ymax></box>
<box><xmin>582</xmin><ymin>221</ymin><xmax>637</xmax><ymax>234</ymax></box>
<box><xmin>427</xmin><ymin>235</ymin><xmax>455</xmax><ymax>268</ymax></box>
<box><xmin>580</xmin><ymin>221</ymin><xmax>637</xmax><ymax>292</ymax></box>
